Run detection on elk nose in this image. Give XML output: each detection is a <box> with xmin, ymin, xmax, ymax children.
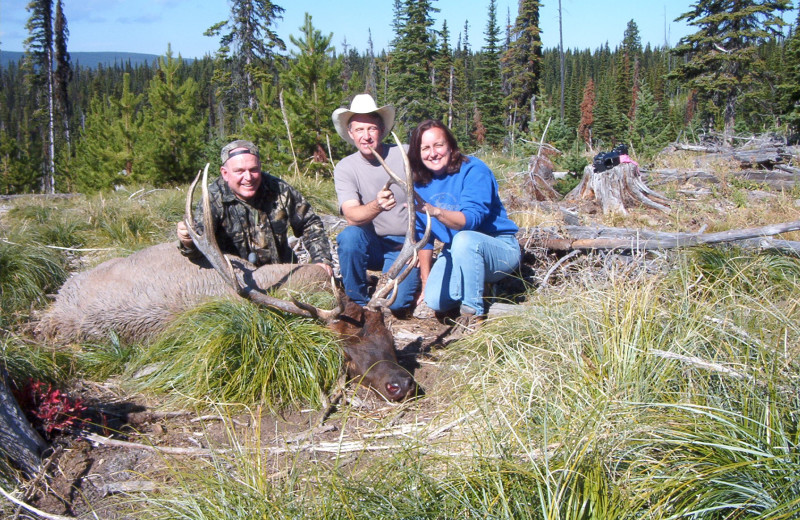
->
<box><xmin>385</xmin><ymin>376</ymin><xmax>415</xmax><ymax>401</ymax></box>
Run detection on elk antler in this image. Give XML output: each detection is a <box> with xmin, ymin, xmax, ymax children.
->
<box><xmin>184</xmin><ymin>164</ymin><xmax>342</xmax><ymax>321</ymax></box>
<box><xmin>365</xmin><ymin>133</ymin><xmax>432</xmax><ymax>311</ymax></box>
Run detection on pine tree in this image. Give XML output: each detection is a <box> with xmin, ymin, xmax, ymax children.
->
<box><xmin>616</xmin><ymin>20</ymin><xmax>641</xmax><ymax>130</ymax></box>
<box><xmin>387</xmin><ymin>0</ymin><xmax>441</xmax><ymax>135</ymax></box>
<box><xmin>280</xmin><ymin>13</ymin><xmax>343</xmax><ymax>176</ymax></box>
<box><xmin>780</xmin><ymin>10</ymin><xmax>800</xmax><ymax>133</ymax></box>
<box><xmin>240</xmin><ymin>81</ymin><xmax>287</xmax><ymax>169</ymax></box>
<box><xmin>628</xmin><ymin>82</ymin><xmax>671</xmax><ymax>157</ymax></box>
<box><xmin>434</xmin><ymin>20</ymin><xmax>454</xmax><ymax>124</ymax></box>
<box><xmin>136</xmin><ymin>48</ymin><xmax>206</xmax><ymax>185</ymax></box>
<box><xmin>0</xmin><ymin>130</ymin><xmax>35</xmax><ymax>194</ymax></box>
<box><xmin>53</xmin><ymin>0</ymin><xmax>72</xmax><ymax>154</ymax></box>
<box><xmin>670</xmin><ymin>0</ymin><xmax>791</xmax><ymax>142</ymax></box>
<box><xmin>578</xmin><ymin>78</ymin><xmax>596</xmax><ymax>146</ymax></box>
<box><xmin>24</xmin><ymin>0</ymin><xmax>56</xmax><ymax>192</ymax></box>
<box><xmin>474</xmin><ymin>0</ymin><xmax>506</xmax><ymax>146</ymax></box>
<box><xmin>502</xmin><ymin>0</ymin><xmax>542</xmax><ymax>133</ymax></box>
<box><xmin>592</xmin><ymin>79</ymin><xmax>621</xmax><ymax>148</ymax></box>
<box><xmin>205</xmin><ymin>0</ymin><xmax>286</xmax><ymax>117</ymax></box>
<box><xmin>69</xmin><ymin>74</ymin><xmax>142</xmax><ymax>192</ymax></box>
<box><xmin>451</xmin><ymin>31</ymin><xmax>472</xmax><ymax>145</ymax></box>
<box><xmin>365</xmin><ymin>30</ymin><xmax>378</xmax><ymax>97</ymax></box>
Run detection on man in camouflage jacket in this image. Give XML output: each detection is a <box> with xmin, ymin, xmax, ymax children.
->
<box><xmin>177</xmin><ymin>140</ymin><xmax>333</xmax><ymax>274</ymax></box>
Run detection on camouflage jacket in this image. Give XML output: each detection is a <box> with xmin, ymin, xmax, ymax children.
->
<box><xmin>180</xmin><ymin>172</ymin><xmax>332</xmax><ymax>267</ymax></box>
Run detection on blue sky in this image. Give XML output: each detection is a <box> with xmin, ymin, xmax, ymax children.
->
<box><xmin>0</xmin><ymin>1</ymin><xmax>794</xmax><ymax>58</ymax></box>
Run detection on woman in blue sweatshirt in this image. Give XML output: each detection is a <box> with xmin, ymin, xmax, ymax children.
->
<box><xmin>408</xmin><ymin>119</ymin><xmax>520</xmax><ymax>335</ymax></box>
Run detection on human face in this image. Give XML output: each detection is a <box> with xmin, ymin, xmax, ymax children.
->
<box><xmin>419</xmin><ymin>127</ymin><xmax>451</xmax><ymax>176</ymax></box>
<box><xmin>347</xmin><ymin>114</ymin><xmax>384</xmax><ymax>158</ymax></box>
<box><xmin>220</xmin><ymin>151</ymin><xmax>261</xmax><ymax>201</ymax></box>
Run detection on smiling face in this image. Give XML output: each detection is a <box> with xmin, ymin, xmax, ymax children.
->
<box><xmin>347</xmin><ymin>113</ymin><xmax>384</xmax><ymax>159</ymax></box>
<box><xmin>220</xmin><ymin>151</ymin><xmax>262</xmax><ymax>201</ymax></box>
<box><xmin>419</xmin><ymin>127</ymin><xmax>452</xmax><ymax>176</ymax></box>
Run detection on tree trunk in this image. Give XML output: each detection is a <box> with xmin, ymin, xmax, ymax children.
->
<box><xmin>566</xmin><ymin>162</ymin><xmax>670</xmax><ymax>215</ymax></box>
<box><xmin>0</xmin><ymin>368</ymin><xmax>48</xmax><ymax>478</ymax></box>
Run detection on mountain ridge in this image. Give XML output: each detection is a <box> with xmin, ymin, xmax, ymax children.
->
<box><xmin>0</xmin><ymin>51</ymin><xmax>175</xmax><ymax>69</ymax></box>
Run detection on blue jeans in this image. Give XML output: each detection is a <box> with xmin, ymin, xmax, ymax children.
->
<box><xmin>424</xmin><ymin>231</ymin><xmax>520</xmax><ymax>315</ymax></box>
<box><xmin>336</xmin><ymin>225</ymin><xmax>421</xmax><ymax>311</ymax></box>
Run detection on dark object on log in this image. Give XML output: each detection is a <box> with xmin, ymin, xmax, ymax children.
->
<box><xmin>0</xmin><ymin>367</ymin><xmax>48</xmax><ymax>478</ymax></box>
<box><xmin>566</xmin><ymin>162</ymin><xmax>670</xmax><ymax>215</ymax></box>
<box><xmin>522</xmin><ymin>220</ymin><xmax>800</xmax><ymax>253</ymax></box>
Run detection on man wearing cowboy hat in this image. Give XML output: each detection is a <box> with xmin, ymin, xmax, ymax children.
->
<box><xmin>332</xmin><ymin>94</ymin><xmax>420</xmax><ymax>316</ymax></box>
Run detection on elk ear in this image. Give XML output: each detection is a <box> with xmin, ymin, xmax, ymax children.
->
<box><xmin>361</xmin><ymin>308</ymin><xmax>388</xmax><ymax>336</ymax></box>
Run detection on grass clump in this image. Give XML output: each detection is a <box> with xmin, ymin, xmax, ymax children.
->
<box><xmin>76</xmin><ymin>332</ymin><xmax>142</xmax><ymax>381</ymax></box>
<box><xmin>1</xmin><ymin>336</ymin><xmax>65</xmax><ymax>385</ymax></box>
<box><xmin>0</xmin><ymin>238</ymin><xmax>67</xmax><ymax>327</ymax></box>
<box><xmin>128</xmin><ymin>298</ymin><xmax>342</xmax><ymax>410</ymax></box>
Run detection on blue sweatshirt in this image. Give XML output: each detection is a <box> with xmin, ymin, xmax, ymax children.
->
<box><xmin>414</xmin><ymin>156</ymin><xmax>518</xmax><ymax>246</ymax></box>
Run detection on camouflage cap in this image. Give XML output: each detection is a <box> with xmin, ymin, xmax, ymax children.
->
<box><xmin>221</xmin><ymin>139</ymin><xmax>260</xmax><ymax>165</ymax></box>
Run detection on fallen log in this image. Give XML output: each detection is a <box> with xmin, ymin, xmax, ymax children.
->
<box><xmin>672</xmin><ymin>143</ymin><xmax>790</xmax><ymax>169</ymax></box>
<box><xmin>521</xmin><ymin>220</ymin><xmax>800</xmax><ymax>253</ymax></box>
<box><xmin>646</xmin><ymin>168</ymin><xmax>800</xmax><ymax>191</ymax></box>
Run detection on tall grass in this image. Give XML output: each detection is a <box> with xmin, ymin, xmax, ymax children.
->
<box><xmin>0</xmin><ymin>237</ymin><xmax>67</xmax><ymax>327</ymax></box>
<box><xmin>132</xmin><ymin>248</ymin><xmax>800</xmax><ymax>519</ymax></box>
<box><xmin>127</xmin><ymin>298</ymin><xmax>342</xmax><ymax>411</ymax></box>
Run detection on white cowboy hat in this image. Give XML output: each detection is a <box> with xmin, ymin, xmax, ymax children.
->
<box><xmin>332</xmin><ymin>94</ymin><xmax>396</xmax><ymax>146</ymax></box>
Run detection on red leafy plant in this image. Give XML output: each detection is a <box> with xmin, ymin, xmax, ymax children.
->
<box><xmin>14</xmin><ymin>380</ymin><xmax>87</xmax><ymax>437</ymax></box>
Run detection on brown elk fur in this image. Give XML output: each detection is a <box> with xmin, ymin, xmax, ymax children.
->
<box><xmin>35</xmin><ymin>242</ymin><xmax>417</xmax><ymax>401</ymax></box>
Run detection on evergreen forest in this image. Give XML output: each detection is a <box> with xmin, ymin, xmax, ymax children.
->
<box><xmin>1</xmin><ymin>0</ymin><xmax>799</xmax><ymax>194</ymax></box>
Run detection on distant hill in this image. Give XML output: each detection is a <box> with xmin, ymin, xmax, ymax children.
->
<box><xmin>0</xmin><ymin>51</ymin><xmax>164</xmax><ymax>69</ymax></box>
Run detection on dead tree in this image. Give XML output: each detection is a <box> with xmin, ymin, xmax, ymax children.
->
<box><xmin>522</xmin><ymin>219</ymin><xmax>800</xmax><ymax>253</ymax></box>
<box><xmin>0</xmin><ymin>367</ymin><xmax>48</xmax><ymax>478</ymax></box>
<box><xmin>566</xmin><ymin>162</ymin><xmax>671</xmax><ymax>215</ymax></box>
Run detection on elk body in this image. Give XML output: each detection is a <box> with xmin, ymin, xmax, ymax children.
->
<box><xmin>38</xmin><ymin>138</ymin><xmax>429</xmax><ymax>402</ymax></box>
<box><xmin>36</xmin><ymin>243</ymin><xmax>416</xmax><ymax>401</ymax></box>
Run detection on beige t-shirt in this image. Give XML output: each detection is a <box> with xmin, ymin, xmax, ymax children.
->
<box><xmin>333</xmin><ymin>144</ymin><xmax>411</xmax><ymax>237</ymax></box>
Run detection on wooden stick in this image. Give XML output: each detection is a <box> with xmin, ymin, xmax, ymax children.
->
<box><xmin>0</xmin><ymin>485</ymin><xmax>76</xmax><ymax>520</ymax></box>
<box><xmin>279</xmin><ymin>90</ymin><xmax>300</xmax><ymax>176</ymax></box>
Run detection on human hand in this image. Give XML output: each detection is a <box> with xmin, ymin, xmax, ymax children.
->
<box><xmin>376</xmin><ymin>188</ymin><xmax>396</xmax><ymax>211</ymax></box>
<box><xmin>316</xmin><ymin>263</ymin><xmax>334</xmax><ymax>277</ymax></box>
<box><xmin>176</xmin><ymin>221</ymin><xmax>193</xmax><ymax>247</ymax></box>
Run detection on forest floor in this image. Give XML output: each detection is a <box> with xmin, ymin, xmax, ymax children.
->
<box><xmin>6</xmin><ymin>158</ymin><xmax>800</xmax><ymax>519</ymax></box>
<box><xmin>20</xmin><ymin>312</ymin><xmax>460</xmax><ymax>519</ymax></box>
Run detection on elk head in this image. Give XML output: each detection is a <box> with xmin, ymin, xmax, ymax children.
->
<box><xmin>184</xmin><ymin>139</ymin><xmax>430</xmax><ymax>402</ymax></box>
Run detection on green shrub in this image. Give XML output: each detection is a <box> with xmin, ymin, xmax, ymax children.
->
<box><xmin>128</xmin><ymin>299</ymin><xmax>342</xmax><ymax>410</ymax></box>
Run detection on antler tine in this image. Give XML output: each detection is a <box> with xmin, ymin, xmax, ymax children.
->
<box><xmin>185</xmin><ymin>164</ymin><xmax>342</xmax><ymax>321</ymax></box>
<box><xmin>185</xmin><ymin>164</ymin><xmax>240</xmax><ymax>291</ymax></box>
<box><xmin>365</xmin><ymin>133</ymin><xmax>432</xmax><ymax>311</ymax></box>
<box><xmin>289</xmin><ymin>275</ymin><xmax>344</xmax><ymax>322</ymax></box>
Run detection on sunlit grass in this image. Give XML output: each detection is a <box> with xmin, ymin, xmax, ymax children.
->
<box><xmin>0</xmin><ymin>237</ymin><xmax>67</xmax><ymax>327</ymax></box>
<box><xmin>127</xmin><ymin>298</ymin><xmax>342</xmax><ymax>411</ymax></box>
<box><xmin>122</xmin><ymin>248</ymin><xmax>800</xmax><ymax>519</ymax></box>
<box><xmin>76</xmin><ymin>332</ymin><xmax>142</xmax><ymax>381</ymax></box>
<box><xmin>3</xmin><ymin>175</ymin><xmax>800</xmax><ymax>517</ymax></box>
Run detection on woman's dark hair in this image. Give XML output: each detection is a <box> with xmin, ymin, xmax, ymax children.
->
<box><xmin>408</xmin><ymin>119</ymin><xmax>468</xmax><ymax>185</ymax></box>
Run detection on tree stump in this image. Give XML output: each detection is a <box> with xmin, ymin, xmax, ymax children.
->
<box><xmin>526</xmin><ymin>154</ymin><xmax>561</xmax><ymax>202</ymax></box>
<box><xmin>565</xmin><ymin>162</ymin><xmax>670</xmax><ymax>215</ymax></box>
<box><xmin>0</xmin><ymin>368</ymin><xmax>48</xmax><ymax>477</ymax></box>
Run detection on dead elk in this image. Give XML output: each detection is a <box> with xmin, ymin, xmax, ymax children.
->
<box><xmin>37</xmin><ymin>154</ymin><xmax>430</xmax><ymax>403</ymax></box>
